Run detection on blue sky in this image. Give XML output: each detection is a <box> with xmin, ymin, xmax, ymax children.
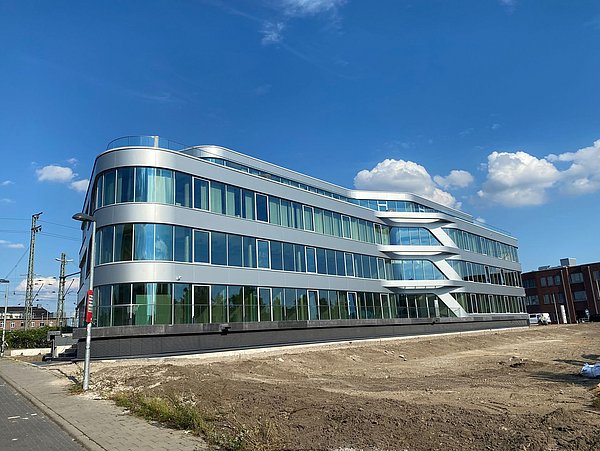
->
<box><xmin>1</xmin><ymin>0</ymin><xmax>600</xmax><ymax>315</ymax></box>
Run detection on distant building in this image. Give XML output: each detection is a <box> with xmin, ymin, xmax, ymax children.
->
<box><xmin>522</xmin><ymin>258</ymin><xmax>600</xmax><ymax>323</ymax></box>
<box><xmin>0</xmin><ymin>306</ymin><xmax>57</xmax><ymax>330</ymax></box>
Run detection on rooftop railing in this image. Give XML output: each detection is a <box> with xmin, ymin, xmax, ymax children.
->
<box><xmin>106</xmin><ymin>135</ymin><xmax>188</xmax><ymax>151</ymax></box>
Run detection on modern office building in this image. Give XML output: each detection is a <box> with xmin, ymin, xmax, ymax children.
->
<box><xmin>74</xmin><ymin>136</ymin><xmax>527</xmax><ymax>358</ymax></box>
<box><xmin>522</xmin><ymin>258</ymin><xmax>600</xmax><ymax>323</ymax></box>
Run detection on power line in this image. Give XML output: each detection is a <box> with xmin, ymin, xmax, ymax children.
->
<box><xmin>38</xmin><ymin>232</ymin><xmax>79</xmax><ymax>242</ymax></box>
<box><xmin>39</xmin><ymin>220</ymin><xmax>80</xmax><ymax>230</ymax></box>
<box><xmin>3</xmin><ymin>245</ymin><xmax>30</xmax><ymax>280</ymax></box>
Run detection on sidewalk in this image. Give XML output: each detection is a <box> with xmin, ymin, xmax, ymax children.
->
<box><xmin>0</xmin><ymin>358</ymin><xmax>208</xmax><ymax>451</ymax></box>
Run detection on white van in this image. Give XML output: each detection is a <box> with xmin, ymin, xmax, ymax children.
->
<box><xmin>528</xmin><ymin>313</ymin><xmax>551</xmax><ymax>325</ymax></box>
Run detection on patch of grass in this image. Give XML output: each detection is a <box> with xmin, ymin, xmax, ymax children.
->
<box><xmin>68</xmin><ymin>382</ymin><xmax>84</xmax><ymax>395</ymax></box>
<box><xmin>111</xmin><ymin>392</ymin><xmax>278</xmax><ymax>450</ymax></box>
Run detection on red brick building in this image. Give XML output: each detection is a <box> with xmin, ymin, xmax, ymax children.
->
<box><xmin>522</xmin><ymin>258</ymin><xmax>600</xmax><ymax>323</ymax></box>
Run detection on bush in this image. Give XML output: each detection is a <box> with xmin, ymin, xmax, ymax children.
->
<box><xmin>4</xmin><ymin>326</ymin><xmax>60</xmax><ymax>349</ymax></box>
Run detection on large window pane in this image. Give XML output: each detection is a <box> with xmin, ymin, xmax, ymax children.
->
<box><xmin>174</xmin><ymin>226</ymin><xmax>192</xmax><ymax>262</ymax></box>
<box><xmin>257</xmin><ymin>240</ymin><xmax>270</xmax><ymax>269</ymax></box>
<box><xmin>336</xmin><ymin>251</ymin><xmax>346</xmax><ymax>276</ymax></box>
<box><xmin>256</xmin><ymin>194</ymin><xmax>268</xmax><ymax>222</ymax></box>
<box><xmin>268</xmin><ymin>197</ymin><xmax>280</xmax><ymax>225</ymax></box>
<box><xmin>314</xmin><ymin>208</ymin><xmax>324</xmax><ymax>234</ymax></box>
<box><xmin>323</xmin><ymin>211</ymin><xmax>333</xmax><ymax>235</ymax></box>
<box><xmin>210</xmin><ymin>285</ymin><xmax>227</xmax><ymax>323</ymax></box>
<box><xmin>228</xmin><ymin>234</ymin><xmax>243</xmax><ymax>267</ymax></box>
<box><xmin>173</xmin><ymin>283</ymin><xmax>192</xmax><ymax>324</ymax></box>
<box><xmin>283</xmin><ymin>243</ymin><xmax>295</xmax><ymax>271</ymax></box>
<box><xmin>284</xmin><ymin>288</ymin><xmax>297</xmax><ymax>320</ymax></box>
<box><xmin>193</xmin><ymin>178</ymin><xmax>209</xmax><ymax>210</ymax></box>
<box><xmin>210</xmin><ymin>181</ymin><xmax>225</xmax><ymax>214</ymax></box>
<box><xmin>280</xmin><ymin>200</ymin><xmax>290</xmax><ymax>227</ymax></box>
<box><xmin>155</xmin><ymin>283</ymin><xmax>172</xmax><ymax>325</ymax></box>
<box><xmin>135</xmin><ymin>168</ymin><xmax>152</xmax><ymax>202</ymax></box>
<box><xmin>155</xmin><ymin>224</ymin><xmax>174</xmax><ymax>261</ymax></box>
<box><xmin>244</xmin><ymin>286</ymin><xmax>258</xmax><ymax>322</ymax></box>
<box><xmin>316</xmin><ymin>248</ymin><xmax>327</xmax><ymax>274</ymax></box>
<box><xmin>103</xmin><ymin>170</ymin><xmax>116</xmax><ymax>206</ymax></box>
<box><xmin>228</xmin><ymin>286</ymin><xmax>243</xmax><ymax>322</ymax></box>
<box><xmin>297</xmin><ymin>289</ymin><xmax>308</xmax><ymax>321</ymax></box>
<box><xmin>294</xmin><ymin>244</ymin><xmax>305</xmax><ymax>272</ymax></box>
<box><xmin>326</xmin><ymin>250</ymin><xmax>337</xmax><ymax>275</ymax></box>
<box><xmin>226</xmin><ymin>185</ymin><xmax>241</xmax><ymax>217</ymax></box>
<box><xmin>211</xmin><ymin>232</ymin><xmax>227</xmax><ymax>265</ymax></box>
<box><xmin>153</xmin><ymin>169</ymin><xmax>174</xmax><ymax>204</ymax></box>
<box><xmin>193</xmin><ymin>230</ymin><xmax>209</xmax><ymax>263</ymax></box>
<box><xmin>270</xmin><ymin>241</ymin><xmax>283</xmax><ymax>270</ymax></box>
<box><xmin>318</xmin><ymin>291</ymin><xmax>330</xmax><ymax>320</ymax></box>
<box><xmin>242</xmin><ymin>189</ymin><xmax>255</xmax><ymax>220</ymax></box>
<box><xmin>259</xmin><ymin>288</ymin><xmax>272</xmax><ymax>321</ymax></box>
<box><xmin>132</xmin><ymin>283</ymin><xmax>154</xmax><ymax>325</ymax></box>
<box><xmin>292</xmin><ymin>203</ymin><xmax>303</xmax><ymax>229</ymax></box>
<box><xmin>99</xmin><ymin>226</ymin><xmax>114</xmax><ymax>264</ymax></box>
<box><xmin>114</xmin><ymin>224</ymin><xmax>133</xmax><ymax>261</ymax></box>
<box><xmin>193</xmin><ymin>285</ymin><xmax>210</xmax><ymax>324</ymax></box>
<box><xmin>306</xmin><ymin>247</ymin><xmax>316</xmax><ymax>273</ymax></box>
<box><xmin>243</xmin><ymin>236</ymin><xmax>257</xmax><ymax>268</ymax></box>
<box><xmin>303</xmin><ymin>206</ymin><xmax>314</xmax><ymax>231</ymax></box>
<box><xmin>345</xmin><ymin>253</ymin><xmax>355</xmax><ymax>277</ymax></box>
<box><xmin>134</xmin><ymin>224</ymin><xmax>154</xmax><ymax>260</ymax></box>
<box><xmin>272</xmin><ymin>288</ymin><xmax>284</xmax><ymax>321</ymax></box>
<box><xmin>175</xmin><ymin>172</ymin><xmax>192</xmax><ymax>207</ymax></box>
<box><xmin>332</xmin><ymin>213</ymin><xmax>342</xmax><ymax>237</ymax></box>
<box><xmin>116</xmin><ymin>167</ymin><xmax>134</xmax><ymax>203</ymax></box>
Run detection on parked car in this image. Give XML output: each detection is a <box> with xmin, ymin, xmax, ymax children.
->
<box><xmin>529</xmin><ymin>313</ymin><xmax>551</xmax><ymax>325</ymax></box>
<box><xmin>589</xmin><ymin>314</ymin><xmax>600</xmax><ymax>323</ymax></box>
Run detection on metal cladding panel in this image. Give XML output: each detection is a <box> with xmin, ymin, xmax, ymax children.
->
<box><xmin>77</xmin><ymin>317</ymin><xmax>528</xmax><ymax>359</ymax></box>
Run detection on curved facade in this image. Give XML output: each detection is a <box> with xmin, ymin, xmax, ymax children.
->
<box><xmin>74</xmin><ymin>136</ymin><xmax>526</xmax><ymax>357</ymax></box>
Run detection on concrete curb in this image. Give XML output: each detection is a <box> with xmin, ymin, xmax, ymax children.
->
<box><xmin>0</xmin><ymin>358</ymin><xmax>104</xmax><ymax>451</ymax></box>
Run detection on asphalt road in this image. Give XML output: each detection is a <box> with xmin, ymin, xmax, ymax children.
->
<box><xmin>0</xmin><ymin>375</ymin><xmax>84</xmax><ymax>450</ymax></box>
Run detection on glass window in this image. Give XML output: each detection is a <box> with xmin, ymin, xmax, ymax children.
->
<box><xmin>332</xmin><ymin>213</ymin><xmax>342</xmax><ymax>237</ymax></box>
<box><xmin>116</xmin><ymin>167</ymin><xmax>134</xmax><ymax>203</ymax></box>
<box><xmin>173</xmin><ymin>283</ymin><xmax>192</xmax><ymax>324</ymax></box>
<box><xmin>95</xmin><ymin>174</ymin><xmax>104</xmax><ymax>208</ymax></box>
<box><xmin>314</xmin><ymin>208</ymin><xmax>324</xmax><ymax>234</ymax></box>
<box><xmin>297</xmin><ymin>289</ymin><xmax>308</xmax><ymax>320</ymax></box>
<box><xmin>345</xmin><ymin>253</ymin><xmax>355</xmax><ymax>277</ymax></box>
<box><xmin>259</xmin><ymin>288</ymin><xmax>272</xmax><ymax>322</ymax></box>
<box><xmin>280</xmin><ymin>200</ymin><xmax>290</xmax><ymax>227</ymax></box>
<box><xmin>174</xmin><ymin>226</ymin><xmax>192</xmax><ymax>262</ymax></box>
<box><xmin>243</xmin><ymin>237</ymin><xmax>257</xmax><ymax>268</ymax></box>
<box><xmin>153</xmin><ymin>169</ymin><xmax>174</xmax><ymax>204</ymax></box>
<box><xmin>193</xmin><ymin>178</ymin><xmax>209</xmax><ymax>210</ymax></box>
<box><xmin>256</xmin><ymin>194</ymin><xmax>268</xmax><ymax>222</ymax></box>
<box><xmin>114</xmin><ymin>224</ymin><xmax>133</xmax><ymax>262</ymax></box>
<box><xmin>342</xmin><ymin>216</ymin><xmax>351</xmax><ymax>238</ymax></box>
<box><xmin>193</xmin><ymin>230</ymin><xmax>209</xmax><ymax>263</ymax></box>
<box><xmin>303</xmin><ymin>206</ymin><xmax>314</xmax><ymax>231</ymax></box>
<box><xmin>323</xmin><ymin>211</ymin><xmax>333</xmax><ymax>236</ymax></box>
<box><xmin>283</xmin><ymin>243</ymin><xmax>295</xmax><ymax>271</ymax></box>
<box><xmin>257</xmin><ymin>240</ymin><xmax>270</xmax><ymax>269</ymax></box>
<box><xmin>226</xmin><ymin>185</ymin><xmax>241</xmax><ymax>217</ymax></box>
<box><xmin>306</xmin><ymin>247</ymin><xmax>317</xmax><ymax>273</ymax></box>
<box><xmin>318</xmin><ymin>291</ymin><xmax>330</xmax><ymax>320</ymax></box>
<box><xmin>193</xmin><ymin>285</ymin><xmax>210</xmax><ymax>324</ymax></box>
<box><xmin>211</xmin><ymin>232</ymin><xmax>227</xmax><ymax>265</ymax></box>
<box><xmin>228</xmin><ymin>286</ymin><xmax>243</xmax><ymax>322</ymax></box>
<box><xmin>294</xmin><ymin>245</ymin><xmax>306</xmax><ymax>272</ymax></box>
<box><xmin>350</xmin><ymin>218</ymin><xmax>359</xmax><ymax>241</ymax></box>
<box><xmin>103</xmin><ymin>170</ymin><xmax>116</xmax><ymax>206</ymax></box>
<box><xmin>175</xmin><ymin>172</ymin><xmax>192</xmax><ymax>207</ymax></box>
<box><xmin>242</xmin><ymin>189</ymin><xmax>255</xmax><ymax>220</ymax></box>
<box><xmin>155</xmin><ymin>224</ymin><xmax>173</xmax><ymax>261</ymax></box>
<box><xmin>292</xmin><ymin>203</ymin><xmax>303</xmax><ymax>229</ymax></box>
<box><xmin>99</xmin><ymin>226</ymin><xmax>114</xmax><ymax>264</ymax></box>
<box><xmin>377</xmin><ymin>258</ymin><xmax>386</xmax><ymax>279</ymax></box>
<box><xmin>244</xmin><ymin>286</ymin><xmax>258</xmax><ymax>322</ymax></box>
<box><xmin>155</xmin><ymin>283</ymin><xmax>172</xmax><ymax>325</ymax></box>
<box><xmin>336</xmin><ymin>251</ymin><xmax>346</xmax><ymax>276</ymax></box>
<box><xmin>210</xmin><ymin>181</ymin><xmax>226</xmax><ymax>214</ymax></box>
<box><xmin>270</xmin><ymin>241</ymin><xmax>283</xmax><ymax>270</ymax></box>
<box><xmin>228</xmin><ymin>234</ymin><xmax>243</xmax><ymax>267</ymax></box>
<box><xmin>284</xmin><ymin>288</ymin><xmax>297</xmax><ymax>320</ymax></box>
<box><xmin>272</xmin><ymin>287</ymin><xmax>284</xmax><ymax>321</ymax></box>
<box><xmin>316</xmin><ymin>248</ymin><xmax>327</xmax><ymax>274</ymax></box>
<box><xmin>269</xmin><ymin>197</ymin><xmax>280</xmax><ymax>225</ymax></box>
<box><xmin>134</xmin><ymin>224</ymin><xmax>154</xmax><ymax>260</ymax></box>
<box><xmin>329</xmin><ymin>290</ymin><xmax>340</xmax><ymax>320</ymax></box>
<box><xmin>326</xmin><ymin>250</ymin><xmax>337</xmax><ymax>275</ymax></box>
<box><xmin>132</xmin><ymin>283</ymin><xmax>154</xmax><ymax>325</ymax></box>
<box><xmin>210</xmin><ymin>284</ymin><xmax>227</xmax><ymax>323</ymax></box>
<box><xmin>354</xmin><ymin>254</ymin><xmax>364</xmax><ymax>278</ymax></box>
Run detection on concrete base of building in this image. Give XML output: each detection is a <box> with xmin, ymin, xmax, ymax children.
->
<box><xmin>73</xmin><ymin>314</ymin><xmax>528</xmax><ymax>359</ymax></box>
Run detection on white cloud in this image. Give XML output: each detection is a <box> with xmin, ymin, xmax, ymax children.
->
<box><xmin>0</xmin><ymin>240</ymin><xmax>25</xmax><ymax>249</ymax></box>
<box><xmin>67</xmin><ymin>157</ymin><xmax>78</xmax><ymax>166</ymax></box>
<box><xmin>16</xmin><ymin>276</ymin><xmax>58</xmax><ymax>302</ymax></box>
<box><xmin>433</xmin><ymin>170</ymin><xmax>474</xmax><ymax>189</ymax></box>
<box><xmin>491</xmin><ymin>123</ymin><xmax>501</xmax><ymax>130</ymax></box>
<box><xmin>261</xmin><ymin>21</ymin><xmax>285</xmax><ymax>45</ymax></box>
<box><xmin>478</xmin><ymin>139</ymin><xmax>600</xmax><ymax>207</ymax></box>
<box><xmin>36</xmin><ymin>165</ymin><xmax>75</xmax><ymax>182</ymax></box>
<box><xmin>477</xmin><ymin>151</ymin><xmax>560</xmax><ymax>206</ymax></box>
<box><xmin>70</xmin><ymin>179</ymin><xmax>89</xmax><ymax>193</ymax></box>
<box><xmin>354</xmin><ymin>159</ymin><xmax>460</xmax><ymax>209</ymax></box>
<box><xmin>1</xmin><ymin>180</ymin><xmax>14</xmax><ymax>186</ymax></box>
<box><xmin>280</xmin><ymin>0</ymin><xmax>346</xmax><ymax>17</ymax></box>
<box><xmin>0</xmin><ymin>198</ymin><xmax>14</xmax><ymax>204</ymax></box>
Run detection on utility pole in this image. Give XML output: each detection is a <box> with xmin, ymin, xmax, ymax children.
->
<box><xmin>57</xmin><ymin>253</ymin><xmax>66</xmax><ymax>329</ymax></box>
<box><xmin>25</xmin><ymin>212</ymin><xmax>42</xmax><ymax>329</ymax></box>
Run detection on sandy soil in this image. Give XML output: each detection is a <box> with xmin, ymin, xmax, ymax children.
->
<box><xmin>58</xmin><ymin>324</ymin><xmax>600</xmax><ymax>450</ymax></box>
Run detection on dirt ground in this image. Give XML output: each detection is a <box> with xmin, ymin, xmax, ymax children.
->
<box><xmin>60</xmin><ymin>324</ymin><xmax>600</xmax><ymax>450</ymax></box>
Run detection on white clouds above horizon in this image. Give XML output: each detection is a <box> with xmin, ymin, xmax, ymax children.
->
<box><xmin>0</xmin><ymin>239</ymin><xmax>24</xmax><ymax>249</ymax></box>
<box><xmin>1</xmin><ymin>180</ymin><xmax>14</xmax><ymax>186</ymax></box>
<box><xmin>478</xmin><ymin>139</ymin><xmax>600</xmax><ymax>206</ymax></box>
<box><xmin>433</xmin><ymin>170</ymin><xmax>474</xmax><ymax>189</ymax></box>
<box><xmin>36</xmin><ymin>164</ymin><xmax>89</xmax><ymax>193</ymax></box>
<box><xmin>353</xmin><ymin>159</ymin><xmax>461</xmax><ymax>209</ymax></box>
<box><xmin>279</xmin><ymin>0</ymin><xmax>346</xmax><ymax>17</ymax></box>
